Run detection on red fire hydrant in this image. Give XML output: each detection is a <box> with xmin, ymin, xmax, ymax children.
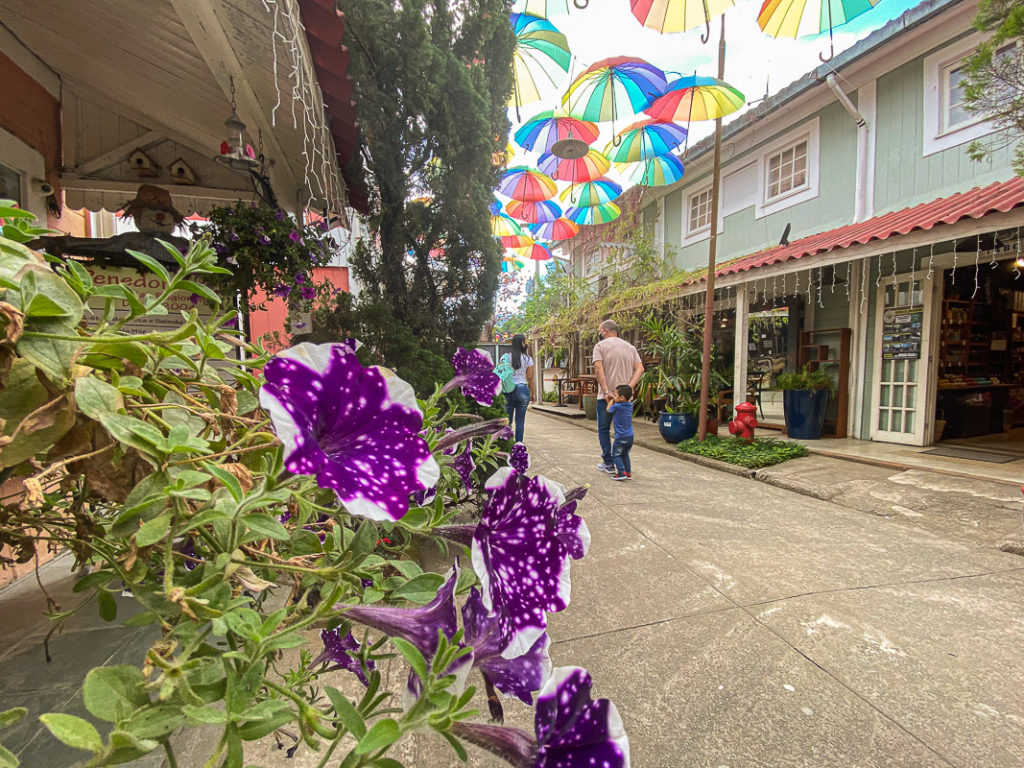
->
<box><xmin>729</xmin><ymin>401</ymin><xmax>758</xmax><ymax>441</ymax></box>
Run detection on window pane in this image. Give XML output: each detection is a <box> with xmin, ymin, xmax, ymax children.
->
<box><xmin>891</xmin><ymin>410</ymin><xmax>903</xmax><ymax>432</ymax></box>
<box><xmin>878</xmin><ymin>410</ymin><xmax>889</xmax><ymax>430</ymax></box>
<box><xmin>893</xmin><ymin>387</ymin><xmax>904</xmax><ymax>407</ymax></box>
<box><xmin>906</xmin><ymin>385</ymin><xmax>917</xmax><ymax>408</ymax></box>
<box><xmin>881</xmin><ymin>359</ymin><xmax>892</xmax><ymax>381</ymax></box>
<box><xmin>905</xmin><ymin>410</ymin><xmax>915</xmax><ymax>433</ymax></box>
<box><xmin>880</xmin><ymin>385</ymin><xmax>890</xmax><ymax>407</ymax></box>
<box><xmin>894</xmin><ymin>359</ymin><xmax>906</xmax><ymax>380</ymax></box>
<box><xmin>908</xmin><ymin>360</ymin><xmax>918</xmax><ymax>379</ymax></box>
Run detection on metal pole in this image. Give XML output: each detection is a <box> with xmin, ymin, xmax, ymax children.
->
<box><xmin>699</xmin><ymin>14</ymin><xmax>726</xmax><ymax>441</ymax></box>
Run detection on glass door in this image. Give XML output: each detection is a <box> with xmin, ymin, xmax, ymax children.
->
<box><xmin>870</xmin><ymin>274</ymin><xmax>932</xmax><ymax>445</ymax></box>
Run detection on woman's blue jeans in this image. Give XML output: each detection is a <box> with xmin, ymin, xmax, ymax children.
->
<box><xmin>505</xmin><ymin>384</ymin><xmax>530</xmax><ymax>443</ymax></box>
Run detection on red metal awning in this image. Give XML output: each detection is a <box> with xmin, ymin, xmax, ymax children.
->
<box><xmin>298</xmin><ymin>0</ymin><xmax>370</xmax><ymax>214</ymax></box>
<box><xmin>706</xmin><ymin>176</ymin><xmax>1024</xmax><ymax>282</ymax></box>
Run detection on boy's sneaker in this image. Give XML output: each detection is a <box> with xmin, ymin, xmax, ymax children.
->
<box><xmin>611</xmin><ymin>473</ymin><xmax>629</xmax><ymax>481</ymax></box>
<box><xmin>596</xmin><ymin>462</ymin><xmax>616</xmax><ymax>474</ymax></box>
<box><xmin>626</xmin><ymin>472</ymin><xmax>632</xmax><ymax>479</ymax></box>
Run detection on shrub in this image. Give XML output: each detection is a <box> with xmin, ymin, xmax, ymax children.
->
<box><xmin>676</xmin><ymin>435</ymin><xmax>809</xmax><ymax>469</ymax></box>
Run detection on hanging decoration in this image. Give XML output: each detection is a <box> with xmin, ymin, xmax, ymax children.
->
<box><xmin>629</xmin><ymin>0</ymin><xmax>734</xmax><ymax>41</ymax></box>
<box><xmin>514</xmin><ymin>110</ymin><xmax>600</xmax><ymax>156</ymax></box>
<box><xmin>952</xmin><ymin>238</ymin><xmax>958</xmax><ymax>284</ymax></box>
<box><xmin>511</xmin><ymin>0</ymin><xmax>581</xmax><ymax>17</ymax></box>
<box><xmin>615</xmin><ymin>153</ymin><xmax>686</xmax><ymax>186</ymax></box>
<box><xmin>604</xmin><ymin>119</ymin><xmax>689</xmax><ymax>163</ymax></box>
<box><xmin>927</xmin><ymin>243</ymin><xmax>935</xmax><ymax>281</ymax></box>
<box><xmin>491</xmin><ymin>213</ymin><xmax>534</xmax><ymax>247</ymax></box>
<box><xmin>529</xmin><ymin>217</ymin><xmax>581</xmax><ymax>240</ymax></box>
<box><xmin>973</xmin><ymin>237</ymin><xmax>981</xmax><ymax>299</ymax></box>
<box><xmin>510</xmin><ymin>13</ymin><xmax>572</xmax><ymax>119</ymax></box>
<box><xmin>497</xmin><ymin>166</ymin><xmax>559</xmax><ymax>202</ymax></box>
<box><xmin>564</xmin><ymin>202</ymin><xmax>622</xmax><ymax>226</ymax></box>
<box><xmin>537</xmin><ymin>148</ymin><xmax>611</xmax><ymax>183</ymax></box>
<box><xmin>757</xmin><ymin>0</ymin><xmax>882</xmax><ymax>62</ymax></box>
<box><xmin>644</xmin><ymin>75</ymin><xmax>745</xmax><ymax>123</ymax></box>
<box><xmin>505</xmin><ymin>198</ymin><xmax>564</xmax><ymax>224</ymax></box>
<box><xmin>515</xmin><ymin>241</ymin><xmax>554</xmax><ymax>260</ymax></box>
<box><xmin>562</xmin><ymin>56</ymin><xmax>668</xmax><ymax>138</ymax></box>
<box><xmin>558</xmin><ymin>178</ymin><xmax>623</xmax><ymax>207</ymax></box>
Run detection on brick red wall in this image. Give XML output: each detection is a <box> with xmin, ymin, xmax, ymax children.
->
<box><xmin>0</xmin><ymin>52</ymin><xmax>61</xmax><ymax>194</ymax></box>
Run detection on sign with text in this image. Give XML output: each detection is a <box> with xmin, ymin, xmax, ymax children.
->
<box><xmin>84</xmin><ymin>265</ymin><xmax>216</xmax><ymax>335</ymax></box>
<box><xmin>881</xmin><ymin>305</ymin><xmax>923</xmax><ymax>360</ymax></box>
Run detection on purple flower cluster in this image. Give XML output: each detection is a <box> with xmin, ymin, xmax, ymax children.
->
<box><xmin>440</xmin><ymin>347</ymin><xmax>501</xmax><ymax>406</ymax></box>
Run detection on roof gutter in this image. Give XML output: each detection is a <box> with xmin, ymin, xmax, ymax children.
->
<box><xmin>826</xmin><ymin>74</ymin><xmax>870</xmax><ymax>223</ymax></box>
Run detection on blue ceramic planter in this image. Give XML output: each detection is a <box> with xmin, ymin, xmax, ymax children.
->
<box><xmin>658</xmin><ymin>411</ymin><xmax>698</xmax><ymax>443</ymax></box>
<box><xmin>782</xmin><ymin>390</ymin><xmax>830</xmax><ymax>439</ymax></box>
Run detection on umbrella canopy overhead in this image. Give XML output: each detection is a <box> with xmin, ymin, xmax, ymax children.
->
<box><xmin>515</xmin><ymin>241</ymin><xmax>554</xmax><ymax>260</ymax></box>
<box><xmin>644</xmin><ymin>75</ymin><xmax>745</xmax><ymax>122</ymax></box>
<box><xmin>497</xmin><ymin>166</ymin><xmax>559</xmax><ymax>201</ymax></box>
<box><xmin>629</xmin><ymin>0</ymin><xmax>734</xmax><ymax>34</ymax></box>
<box><xmin>564</xmin><ymin>202</ymin><xmax>622</xmax><ymax>226</ymax></box>
<box><xmin>605</xmin><ymin>118</ymin><xmax>688</xmax><ymax>162</ymax></box>
<box><xmin>491</xmin><ymin>213</ymin><xmax>534</xmax><ymax>247</ymax></box>
<box><xmin>616</xmin><ymin>153</ymin><xmax>686</xmax><ymax>186</ymax></box>
<box><xmin>757</xmin><ymin>0</ymin><xmax>881</xmax><ymax>59</ymax></box>
<box><xmin>559</xmin><ymin>178</ymin><xmax>623</xmax><ymax>206</ymax></box>
<box><xmin>511</xmin><ymin>13</ymin><xmax>572</xmax><ymax>110</ymax></box>
<box><xmin>562</xmin><ymin>56</ymin><xmax>668</xmax><ymax>125</ymax></box>
<box><xmin>514</xmin><ymin>110</ymin><xmax>600</xmax><ymax>154</ymax></box>
<box><xmin>506</xmin><ymin>198</ymin><xmax>564</xmax><ymax>224</ymax></box>
<box><xmin>529</xmin><ymin>217</ymin><xmax>581</xmax><ymax>240</ymax></box>
<box><xmin>537</xmin><ymin>148</ymin><xmax>611</xmax><ymax>183</ymax></box>
<box><xmin>511</xmin><ymin>0</ymin><xmax>572</xmax><ymax>17</ymax></box>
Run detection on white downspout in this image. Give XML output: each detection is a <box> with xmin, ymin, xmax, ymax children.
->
<box><xmin>826</xmin><ymin>74</ymin><xmax>869</xmax><ymax>223</ymax></box>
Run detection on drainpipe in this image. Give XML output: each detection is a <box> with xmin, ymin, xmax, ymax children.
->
<box><xmin>826</xmin><ymin>74</ymin><xmax>869</xmax><ymax>223</ymax></box>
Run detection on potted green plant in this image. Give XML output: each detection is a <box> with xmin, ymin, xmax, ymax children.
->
<box><xmin>635</xmin><ymin>315</ymin><xmax>703</xmax><ymax>443</ymax></box>
<box><xmin>777</xmin><ymin>365</ymin><xmax>833</xmax><ymax>439</ymax></box>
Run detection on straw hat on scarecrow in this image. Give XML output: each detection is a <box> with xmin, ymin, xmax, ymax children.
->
<box><xmin>120</xmin><ymin>184</ymin><xmax>185</xmax><ymax>235</ymax></box>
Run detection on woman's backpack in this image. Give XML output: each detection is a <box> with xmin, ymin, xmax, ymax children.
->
<box><xmin>495</xmin><ymin>354</ymin><xmax>516</xmax><ymax>394</ymax></box>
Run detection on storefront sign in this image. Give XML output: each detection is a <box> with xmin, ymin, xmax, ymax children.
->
<box><xmin>881</xmin><ymin>305</ymin><xmax>923</xmax><ymax>360</ymax></box>
<box><xmin>85</xmin><ymin>265</ymin><xmax>216</xmax><ymax>335</ymax></box>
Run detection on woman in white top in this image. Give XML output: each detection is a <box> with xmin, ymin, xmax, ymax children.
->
<box><xmin>502</xmin><ymin>333</ymin><xmax>534</xmax><ymax>443</ymax></box>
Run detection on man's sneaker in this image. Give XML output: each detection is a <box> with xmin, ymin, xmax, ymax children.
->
<box><xmin>611</xmin><ymin>473</ymin><xmax>629</xmax><ymax>481</ymax></box>
<box><xmin>596</xmin><ymin>463</ymin><xmax>615</xmax><ymax>474</ymax></box>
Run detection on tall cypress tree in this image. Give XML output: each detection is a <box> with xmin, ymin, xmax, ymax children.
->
<box><xmin>339</xmin><ymin>0</ymin><xmax>513</xmax><ymax>384</ymax></box>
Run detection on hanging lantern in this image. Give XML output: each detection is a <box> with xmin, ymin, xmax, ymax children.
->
<box><xmin>216</xmin><ymin>78</ymin><xmax>260</xmax><ymax>172</ymax></box>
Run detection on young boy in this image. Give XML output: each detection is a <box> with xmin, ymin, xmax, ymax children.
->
<box><xmin>607</xmin><ymin>384</ymin><xmax>634</xmax><ymax>481</ymax></box>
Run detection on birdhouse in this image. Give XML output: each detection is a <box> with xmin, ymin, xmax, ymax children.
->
<box><xmin>128</xmin><ymin>149</ymin><xmax>158</xmax><ymax>177</ymax></box>
<box><xmin>167</xmin><ymin>158</ymin><xmax>196</xmax><ymax>185</ymax></box>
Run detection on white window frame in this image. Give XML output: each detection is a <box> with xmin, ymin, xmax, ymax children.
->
<box><xmin>686</xmin><ymin>186</ymin><xmax>713</xmax><ymax>236</ymax></box>
<box><xmin>922</xmin><ymin>33</ymin><xmax>1003</xmax><ymax>156</ymax></box>
<box><xmin>0</xmin><ymin>128</ymin><xmax>48</xmax><ymax>221</ymax></box>
<box><xmin>754</xmin><ymin>118</ymin><xmax>820</xmax><ymax>219</ymax></box>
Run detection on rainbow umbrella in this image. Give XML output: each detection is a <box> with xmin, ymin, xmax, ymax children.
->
<box><xmin>491</xmin><ymin>213</ymin><xmax>534</xmax><ymax>247</ymax></box>
<box><xmin>558</xmin><ymin>178</ymin><xmax>622</xmax><ymax>206</ymax></box>
<box><xmin>506</xmin><ymin>198</ymin><xmax>564</xmax><ymax>224</ymax></box>
<box><xmin>515</xmin><ymin>241</ymin><xmax>553</xmax><ymax>261</ymax></box>
<box><xmin>502</xmin><ymin>255</ymin><xmax>527</xmax><ymax>271</ymax></box>
<box><xmin>514</xmin><ymin>110</ymin><xmax>600</xmax><ymax>154</ymax></box>
<box><xmin>529</xmin><ymin>217</ymin><xmax>581</xmax><ymax>240</ymax></box>
<box><xmin>645</xmin><ymin>75</ymin><xmax>745</xmax><ymax>122</ymax></box>
<box><xmin>510</xmin><ymin>13</ymin><xmax>571</xmax><ymax>114</ymax></box>
<box><xmin>630</xmin><ymin>0</ymin><xmax>733</xmax><ymax>38</ymax></box>
<box><xmin>564</xmin><ymin>202</ymin><xmax>621</xmax><ymax>226</ymax></box>
<box><xmin>615</xmin><ymin>153</ymin><xmax>686</xmax><ymax>186</ymax></box>
<box><xmin>497</xmin><ymin>166</ymin><xmax>558</xmax><ymax>201</ymax></box>
<box><xmin>511</xmin><ymin>0</ymin><xmax>573</xmax><ymax>16</ymax></box>
<box><xmin>537</xmin><ymin>148</ymin><xmax>611</xmax><ymax>183</ymax></box>
<box><xmin>605</xmin><ymin>118</ymin><xmax>689</xmax><ymax>163</ymax></box>
<box><xmin>562</xmin><ymin>56</ymin><xmax>668</xmax><ymax>130</ymax></box>
<box><xmin>758</xmin><ymin>0</ymin><xmax>881</xmax><ymax>60</ymax></box>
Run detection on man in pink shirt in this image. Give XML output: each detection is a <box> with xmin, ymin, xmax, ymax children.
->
<box><xmin>592</xmin><ymin>319</ymin><xmax>644</xmax><ymax>474</ymax></box>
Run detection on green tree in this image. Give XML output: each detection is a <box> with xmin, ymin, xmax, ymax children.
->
<box><xmin>341</xmin><ymin>0</ymin><xmax>514</xmax><ymax>374</ymax></box>
<box><xmin>963</xmin><ymin>0</ymin><xmax>1024</xmax><ymax>173</ymax></box>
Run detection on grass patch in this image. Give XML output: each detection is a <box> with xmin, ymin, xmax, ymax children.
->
<box><xmin>676</xmin><ymin>435</ymin><xmax>809</xmax><ymax>469</ymax></box>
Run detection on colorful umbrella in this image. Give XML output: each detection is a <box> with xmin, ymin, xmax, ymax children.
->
<box><xmin>514</xmin><ymin>110</ymin><xmax>600</xmax><ymax>155</ymax></box>
<box><xmin>511</xmin><ymin>0</ymin><xmax>576</xmax><ymax>17</ymax></box>
<box><xmin>558</xmin><ymin>178</ymin><xmax>622</xmax><ymax>206</ymax></box>
<box><xmin>644</xmin><ymin>75</ymin><xmax>745</xmax><ymax>123</ymax></box>
<box><xmin>604</xmin><ymin>118</ymin><xmax>689</xmax><ymax>163</ymax></box>
<box><xmin>537</xmin><ymin>148</ymin><xmax>611</xmax><ymax>183</ymax></box>
<box><xmin>497</xmin><ymin>166</ymin><xmax>558</xmax><ymax>202</ymax></box>
<box><xmin>758</xmin><ymin>0</ymin><xmax>880</xmax><ymax>60</ymax></box>
<box><xmin>511</xmin><ymin>13</ymin><xmax>571</xmax><ymax>113</ymax></box>
<box><xmin>630</xmin><ymin>0</ymin><xmax>733</xmax><ymax>39</ymax></box>
<box><xmin>502</xmin><ymin>255</ymin><xmax>527</xmax><ymax>271</ymax></box>
<box><xmin>491</xmin><ymin>213</ymin><xmax>534</xmax><ymax>247</ymax></box>
<box><xmin>562</xmin><ymin>56</ymin><xmax>668</xmax><ymax>129</ymax></box>
<box><xmin>515</xmin><ymin>241</ymin><xmax>554</xmax><ymax>261</ymax></box>
<box><xmin>529</xmin><ymin>217</ymin><xmax>581</xmax><ymax>240</ymax></box>
<box><xmin>615</xmin><ymin>153</ymin><xmax>686</xmax><ymax>186</ymax></box>
<box><xmin>505</xmin><ymin>198</ymin><xmax>564</xmax><ymax>224</ymax></box>
<box><xmin>564</xmin><ymin>202</ymin><xmax>621</xmax><ymax>226</ymax></box>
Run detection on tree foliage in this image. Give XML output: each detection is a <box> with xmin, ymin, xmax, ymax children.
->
<box><xmin>963</xmin><ymin>0</ymin><xmax>1024</xmax><ymax>173</ymax></box>
<box><xmin>341</xmin><ymin>0</ymin><xmax>514</xmax><ymax>365</ymax></box>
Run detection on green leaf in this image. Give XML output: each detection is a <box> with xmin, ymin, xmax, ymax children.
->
<box><xmin>74</xmin><ymin>377</ymin><xmax>123</xmax><ymax>421</ymax></box>
<box><xmin>177</xmin><ymin>280</ymin><xmax>221</xmax><ymax>306</ymax></box>
<box><xmin>100</xmin><ymin>413</ymin><xmax>164</xmax><ymax>455</ymax></box>
<box><xmin>135</xmin><ymin>512</ymin><xmax>173</xmax><ymax>547</ymax></box>
<box><xmin>324</xmin><ymin>688</ymin><xmax>366</xmax><ymax>739</ymax></box>
<box><xmin>17</xmin><ymin>318</ymin><xmax>81</xmax><ymax>382</ymax></box>
<box><xmin>121</xmin><ymin>704</ymin><xmax>185</xmax><ymax>740</ymax></box>
<box><xmin>391</xmin><ymin>637</ymin><xmax>428</xmax><ymax>684</ymax></box>
<box><xmin>355</xmin><ymin>719</ymin><xmax>401</xmax><ymax>755</ymax></box>
<box><xmin>0</xmin><ymin>742</ymin><xmax>18</xmax><ymax>768</ymax></box>
<box><xmin>182</xmin><ymin>705</ymin><xmax>228</xmax><ymax>725</ymax></box>
<box><xmin>0</xmin><ymin>708</ymin><xmax>27</xmax><ymax>730</ymax></box>
<box><xmin>38</xmin><ymin>713</ymin><xmax>103</xmax><ymax>753</ymax></box>
<box><xmin>82</xmin><ymin>666</ymin><xmax>148</xmax><ymax>722</ymax></box>
<box><xmin>391</xmin><ymin>560</ymin><xmax>423</xmax><ymax>579</ymax></box>
<box><xmin>372</xmin><ymin>759</ymin><xmax>405</xmax><ymax>768</ymax></box>
<box><xmin>239</xmin><ymin>514</ymin><xmax>290</xmax><ymax>541</ymax></box>
<box><xmin>96</xmin><ymin>590</ymin><xmax>117</xmax><ymax>622</ymax></box>
<box><xmin>203</xmin><ymin>462</ymin><xmax>242</xmax><ymax>501</ymax></box>
<box><xmin>390</xmin><ymin>573</ymin><xmax>444</xmax><ymax>604</ymax></box>
<box><xmin>124</xmin><ymin>249</ymin><xmax>171</xmax><ymax>285</ymax></box>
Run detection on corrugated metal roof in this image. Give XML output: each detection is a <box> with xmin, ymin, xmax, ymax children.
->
<box><xmin>701</xmin><ymin>176</ymin><xmax>1024</xmax><ymax>282</ymax></box>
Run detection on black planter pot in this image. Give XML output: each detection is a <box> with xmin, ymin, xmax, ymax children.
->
<box><xmin>782</xmin><ymin>390</ymin><xmax>830</xmax><ymax>439</ymax></box>
<box><xmin>658</xmin><ymin>411</ymin><xmax>698</xmax><ymax>443</ymax></box>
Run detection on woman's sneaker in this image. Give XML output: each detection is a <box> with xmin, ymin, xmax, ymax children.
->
<box><xmin>596</xmin><ymin>462</ymin><xmax>616</xmax><ymax>474</ymax></box>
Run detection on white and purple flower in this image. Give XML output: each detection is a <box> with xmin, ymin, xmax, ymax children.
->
<box><xmin>259</xmin><ymin>343</ymin><xmax>439</xmax><ymax>522</ymax></box>
<box><xmin>441</xmin><ymin>347</ymin><xmax>501</xmax><ymax>406</ymax></box>
<box><xmin>509</xmin><ymin>443</ymin><xmax>530</xmax><ymax>474</ymax></box>
<box><xmin>450</xmin><ymin>666</ymin><xmax>629</xmax><ymax>768</ymax></box>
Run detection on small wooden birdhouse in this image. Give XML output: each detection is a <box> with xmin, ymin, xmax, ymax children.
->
<box><xmin>167</xmin><ymin>158</ymin><xmax>196</xmax><ymax>185</ymax></box>
<box><xmin>127</xmin><ymin>149</ymin><xmax>158</xmax><ymax>178</ymax></box>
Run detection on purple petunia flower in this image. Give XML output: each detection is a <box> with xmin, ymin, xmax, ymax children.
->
<box><xmin>289</xmin><ymin>229</ymin><xmax>302</xmax><ymax>242</ymax></box>
<box><xmin>300</xmin><ymin>284</ymin><xmax>316</xmax><ymax>301</ymax></box>
<box><xmin>440</xmin><ymin>347</ymin><xmax>501</xmax><ymax>406</ymax></box>
<box><xmin>259</xmin><ymin>343</ymin><xmax>439</xmax><ymax>522</ymax></box>
<box><xmin>275</xmin><ymin>209</ymin><xmax>286</xmax><ymax>220</ymax></box>
<box><xmin>272</xmin><ymin>284</ymin><xmax>292</xmax><ymax>299</ymax></box>
<box><xmin>473</xmin><ymin>467</ymin><xmax>590</xmax><ymax>659</ymax></box>
<box><xmin>319</xmin><ymin>218</ymin><xmax>330</xmax><ymax>232</ymax></box>
<box><xmin>213</xmin><ymin>243</ymin><xmax>228</xmax><ymax>255</ymax></box>
<box><xmin>451</xmin><ymin>440</ymin><xmax>476</xmax><ymax>493</ymax></box>
<box><xmin>463</xmin><ymin>588</ymin><xmax>550</xmax><ymax>706</ymax></box>
<box><xmin>310</xmin><ymin>628</ymin><xmax>374</xmax><ymax>686</ymax></box>
<box><xmin>496</xmin><ymin>425</ymin><xmax>514</xmax><ymax>441</ymax></box>
<box><xmin>258</xmin><ymin>235</ymin><xmax>272</xmax><ymax>246</ymax></box>
<box><xmin>189</xmin><ymin>293</ymin><xmax>201</xmax><ymax>306</ymax></box>
<box><xmin>295</xmin><ymin>273</ymin><xmax>306</xmax><ymax>284</ymax></box>
<box><xmin>509</xmin><ymin>443</ymin><xmax>530</xmax><ymax>474</ymax></box>
<box><xmin>450</xmin><ymin>666</ymin><xmax>629</xmax><ymax>768</ymax></box>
